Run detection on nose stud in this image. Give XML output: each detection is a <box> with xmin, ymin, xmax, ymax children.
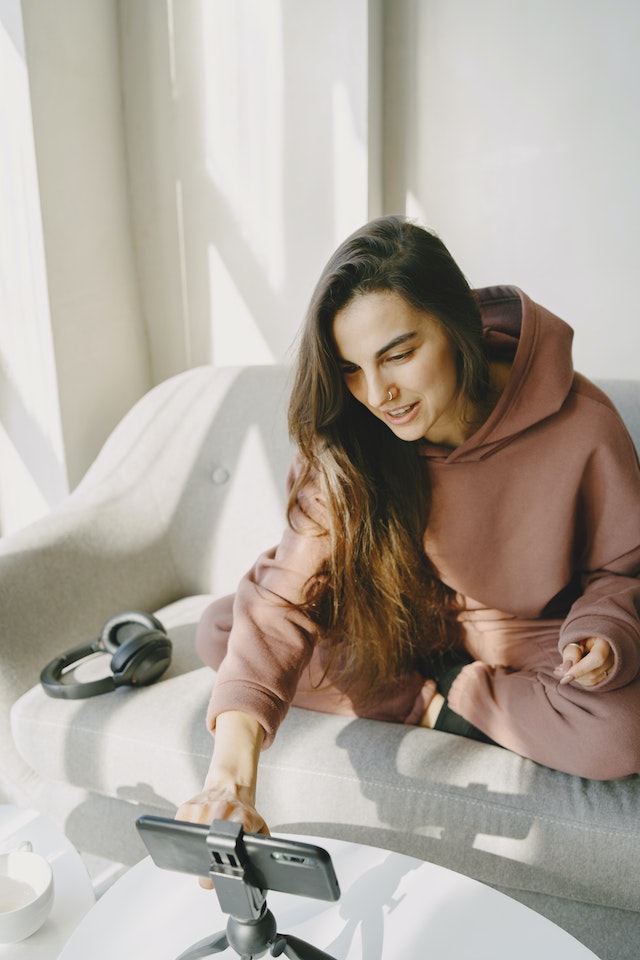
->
<box><xmin>387</xmin><ymin>390</ymin><xmax>394</xmax><ymax>401</ymax></box>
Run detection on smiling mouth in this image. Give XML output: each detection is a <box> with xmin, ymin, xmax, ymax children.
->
<box><xmin>386</xmin><ymin>402</ymin><xmax>418</xmax><ymax>419</ymax></box>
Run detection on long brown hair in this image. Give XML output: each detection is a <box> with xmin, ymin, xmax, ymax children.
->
<box><xmin>287</xmin><ymin>216</ymin><xmax>489</xmax><ymax>697</ymax></box>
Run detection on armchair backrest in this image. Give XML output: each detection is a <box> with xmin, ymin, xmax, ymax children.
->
<box><xmin>76</xmin><ymin>365</ymin><xmax>294</xmax><ymax>602</ymax></box>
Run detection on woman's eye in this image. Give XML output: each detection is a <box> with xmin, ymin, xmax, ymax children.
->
<box><xmin>340</xmin><ymin>364</ymin><xmax>359</xmax><ymax>377</ymax></box>
<box><xmin>388</xmin><ymin>349</ymin><xmax>414</xmax><ymax>363</ymax></box>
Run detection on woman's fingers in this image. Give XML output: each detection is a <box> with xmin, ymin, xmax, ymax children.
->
<box><xmin>560</xmin><ymin>638</ymin><xmax>614</xmax><ymax>686</ymax></box>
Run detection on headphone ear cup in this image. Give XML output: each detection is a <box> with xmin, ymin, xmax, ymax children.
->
<box><xmin>101</xmin><ymin>611</ymin><xmax>166</xmax><ymax>654</ymax></box>
<box><xmin>110</xmin><ymin>630</ymin><xmax>172</xmax><ymax>687</ymax></box>
<box><xmin>103</xmin><ymin>611</ymin><xmax>172</xmax><ymax>688</ymax></box>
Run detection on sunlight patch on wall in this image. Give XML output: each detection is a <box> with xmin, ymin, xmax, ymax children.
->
<box><xmin>405</xmin><ymin>190</ymin><xmax>427</xmax><ymax>226</ymax></box>
<box><xmin>332</xmin><ymin>79</ymin><xmax>368</xmax><ymax>241</ymax></box>
<box><xmin>208</xmin><ymin>245</ymin><xmax>275</xmax><ymax>367</ymax></box>
<box><xmin>201</xmin><ymin>0</ymin><xmax>285</xmax><ymax>292</ymax></box>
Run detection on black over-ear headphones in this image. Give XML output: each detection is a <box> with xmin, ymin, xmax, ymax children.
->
<box><xmin>40</xmin><ymin>611</ymin><xmax>172</xmax><ymax>699</ymax></box>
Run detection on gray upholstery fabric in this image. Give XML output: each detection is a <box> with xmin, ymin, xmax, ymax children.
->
<box><xmin>3</xmin><ymin>367</ymin><xmax>640</xmax><ymax>960</ymax></box>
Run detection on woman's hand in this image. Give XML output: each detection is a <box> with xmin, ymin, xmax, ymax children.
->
<box><xmin>176</xmin><ymin>782</ymin><xmax>269</xmax><ymax>835</ymax></box>
<box><xmin>175</xmin><ymin>783</ymin><xmax>269</xmax><ymax>889</ymax></box>
<box><xmin>175</xmin><ymin>710</ymin><xmax>269</xmax><ymax>887</ymax></box>
<box><xmin>560</xmin><ymin>637</ymin><xmax>615</xmax><ymax>687</ymax></box>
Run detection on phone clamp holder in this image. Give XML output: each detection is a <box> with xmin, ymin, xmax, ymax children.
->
<box><xmin>176</xmin><ymin>820</ymin><xmax>336</xmax><ymax>960</ymax></box>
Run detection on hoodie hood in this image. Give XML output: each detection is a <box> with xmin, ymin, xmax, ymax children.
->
<box><xmin>421</xmin><ymin>285</ymin><xmax>575</xmax><ymax>462</ymax></box>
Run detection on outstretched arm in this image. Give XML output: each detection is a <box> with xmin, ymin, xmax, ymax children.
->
<box><xmin>176</xmin><ymin>709</ymin><xmax>269</xmax><ymax>881</ymax></box>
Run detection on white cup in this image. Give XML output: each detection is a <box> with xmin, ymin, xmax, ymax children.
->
<box><xmin>0</xmin><ymin>844</ymin><xmax>54</xmax><ymax>943</ymax></box>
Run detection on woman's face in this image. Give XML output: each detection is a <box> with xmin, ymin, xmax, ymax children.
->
<box><xmin>332</xmin><ymin>289</ymin><xmax>467</xmax><ymax>447</ymax></box>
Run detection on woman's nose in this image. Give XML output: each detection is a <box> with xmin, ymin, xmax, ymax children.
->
<box><xmin>367</xmin><ymin>373</ymin><xmax>391</xmax><ymax>408</ymax></box>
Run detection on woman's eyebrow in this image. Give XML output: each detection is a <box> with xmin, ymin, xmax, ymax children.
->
<box><xmin>337</xmin><ymin>331</ymin><xmax>419</xmax><ymax>366</ymax></box>
<box><xmin>374</xmin><ymin>332</ymin><xmax>418</xmax><ymax>360</ymax></box>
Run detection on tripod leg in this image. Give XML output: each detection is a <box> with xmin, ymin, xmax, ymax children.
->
<box><xmin>276</xmin><ymin>933</ymin><xmax>338</xmax><ymax>960</ymax></box>
<box><xmin>175</xmin><ymin>929</ymin><xmax>229</xmax><ymax>960</ymax></box>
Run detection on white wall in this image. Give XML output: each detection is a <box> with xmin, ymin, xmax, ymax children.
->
<box><xmin>21</xmin><ymin>0</ymin><xmax>152</xmax><ymax>489</ymax></box>
<box><xmin>119</xmin><ymin>0</ymin><xmax>379</xmax><ymax>382</ymax></box>
<box><xmin>385</xmin><ymin>0</ymin><xmax>640</xmax><ymax>379</ymax></box>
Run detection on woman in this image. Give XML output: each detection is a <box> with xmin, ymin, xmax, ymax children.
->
<box><xmin>177</xmin><ymin>216</ymin><xmax>640</xmax><ymax>836</ymax></box>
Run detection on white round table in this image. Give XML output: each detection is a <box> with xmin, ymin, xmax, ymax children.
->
<box><xmin>0</xmin><ymin>805</ymin><xmax>95</xmax><ymax>959</ymax></box>
<box><xmin>58</xmin><ymin>834</ymin><xmax>599</xmax><ymax>959</ymax></box>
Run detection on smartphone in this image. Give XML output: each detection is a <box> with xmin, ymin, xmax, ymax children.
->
<box><xmin>136</xmin><ymin>815</ymin><xmax>340</xmax><ymax>903</ymax></box>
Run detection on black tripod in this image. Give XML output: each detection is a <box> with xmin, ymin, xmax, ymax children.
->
<box><xmin>176</xmin><ymin>822</ymin><xmax>338</xmax><ymax>960</ymax></box>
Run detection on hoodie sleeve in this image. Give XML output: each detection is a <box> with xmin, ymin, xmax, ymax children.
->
<box><xmin>207</xmin><ymin>457</ymin><xmax>330</xmax><ymax>746</ymax></box>
<box><xmin>558</xmin><ymin>418</ymin><xmax>640</xmax><ymax>690</ymax></box>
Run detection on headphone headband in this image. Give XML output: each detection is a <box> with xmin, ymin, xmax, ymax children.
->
<box><xmin>40</xmin><ymin>638</ymin><xmax>116</xmax><ymax>699</ymax></box>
